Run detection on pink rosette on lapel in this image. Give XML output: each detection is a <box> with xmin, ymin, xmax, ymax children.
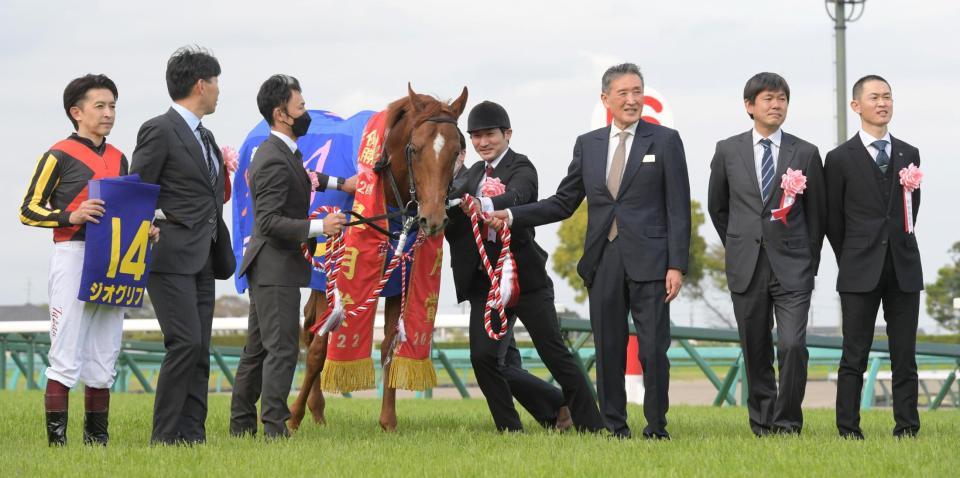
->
<box><xmin>221</xmin><ymin>145</ymin><xmax>239</xmax><ymax>203</ymax></box>
<box><xmin>481</xmin><ymin>177</ymin><xmax>506</xmax><ymax>197</ymax></box>
<box><xmin>898</xmin><ymin>163</ymin><xmax>923</xmax><ymax>233</ymax></box>
<box><xmin>770</xmin><ymin>168</ymin><xmax>807</xmax><ymax>225</ymax></box>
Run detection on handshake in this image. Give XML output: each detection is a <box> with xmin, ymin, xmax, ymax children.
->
<box><xmin>457</xmin><ymin>198</ymin><xmax>510</xmax><ymax>231</ymax></box>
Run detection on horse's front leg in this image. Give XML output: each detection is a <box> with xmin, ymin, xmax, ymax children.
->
<box><xmin>379</xmin><ymin>295</ymin><xmax>401</xmax><ymax>432</ymax></box>
<box><xmin>288</xmin><ymin>290</ymin><xmax>329</xmax><ymax>431</ymax></box>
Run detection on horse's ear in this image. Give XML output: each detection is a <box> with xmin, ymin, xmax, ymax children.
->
<box><xmin>449</xmin><ymin>86</ymin><xmax>469</xmax><ymax>119</ymax></box>
<box><xmin>407</xmin><ymin>82</ymin><xmax>424</xmax><ymax>112</ymax></box>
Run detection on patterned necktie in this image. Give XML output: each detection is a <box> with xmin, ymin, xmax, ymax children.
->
<box><xmin>196</xmin><ymin>122</ymin><xmax>218</xmax><ymax>187</ymax></box>
<box><xmin>606</xmin><ymin>131</ymin><xmax>629</xmax><ymax>241</ymax></box>
<box><xmin>872</xmin><ymin>140</ymin><xmax>890</xmax><ymax>173</ymax></box>
<box><xmin>759</xmin><ymin>138</ymin><xmax>775</xmax><ymax>204</ymax></box>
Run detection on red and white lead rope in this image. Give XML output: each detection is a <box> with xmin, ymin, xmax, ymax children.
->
<box><xmin>301</xmin><ymin>206</ymin><xmax>346</xmax><ymax>335</ymax></box>
<box><xmin>462</xmin><ymin>193</ymin><xmax>512</xmax><ymax>340</ymax></box>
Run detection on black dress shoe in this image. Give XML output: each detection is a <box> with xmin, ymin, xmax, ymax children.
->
<box><xmin>610</xmin><ymin>431</ymin><xmax>632</xmax><ymax>440</ymax></box>
<box><xmin>83</xmin><ymin>411</ymin><xmax>109</xmax><ymax>446</ymax></box>
<box><xmin>893</xmin><ymin>429</ymin><xmax>919</xmax><ymax>439</ymax></box>
<box><xmin>46</xmin><ymin>411</ymin><xmax>68</xmax><ymax>446</ymax></box>
<box><xmin>839</xmin><ymin>431</ymin><xmax>865</xmax><ymax>440</ymax></box>
<box><xmin>642</xmin><ymin>432</ymin><xmax>671</xmax><ymax>441</ymax></box>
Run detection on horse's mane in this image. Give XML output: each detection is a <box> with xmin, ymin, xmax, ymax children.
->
<box><xmin>385</xmin><ymin>94</ymin><xmax>451</xmax><ymax>132</ymax></box>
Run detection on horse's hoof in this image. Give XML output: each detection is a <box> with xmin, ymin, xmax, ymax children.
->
<box><xmin>379</xmin><ymin>418</ymin><xmax>397</xmax><ymax>433</ymax></box>
<box><xmin>311</xmin><ymin>413</ymin><xmax>327</xmax><ymax>426</ymax></box>
<box><xmin>286</xmin><ymin>419</ymin><xmax>300</xmax><ymax>432</ymax></box>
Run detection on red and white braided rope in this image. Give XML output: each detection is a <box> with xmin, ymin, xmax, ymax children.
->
<box><xmin>462</xmin><ymin>193</ymin><xmax>512</xmax><ymax>340</ymax></box>
<box><xmin>301</xmin><ymin>206</ymin><xmax>346</xmax><ymax>334</ymax></box>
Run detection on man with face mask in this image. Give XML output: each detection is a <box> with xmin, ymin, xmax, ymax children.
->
<box><xmin>228</xmin><ymin>74</ymin><xmax>347</xmax><ymax>439</ymax></box>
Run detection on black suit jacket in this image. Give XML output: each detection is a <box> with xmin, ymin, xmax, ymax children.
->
<box><xmin>131</xmin><ymin>108</ymin><xmax>234</xmax><ymax>279</ymax></box>
<box><xmin>238</xmin><ymin>134</ymin><xmax>314</xmax><ymax>287</ymax></box>
<box><xmin>824</xmin><ymin>134</ymin><xmax>923</xmax><ymax>293</ymax></box>
<box><xmin>707</xmin><ymin>131</ymin><xmax>826</xmax><ymax>293</ymax></box>
<box><xmin>510</xmin><ymin>121</ymin><xmax>691</xmax><ymax>288</ymax></box>
<box><xmin>445</xmin><ymin>149</ymin><xmax>550</xmax><ymax>303</ymax></box>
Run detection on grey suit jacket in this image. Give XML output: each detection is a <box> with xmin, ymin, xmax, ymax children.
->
<box><xmin>707</xmin><ymin>130</ymin><xmax>826</xmax><ymax>293</ymax></box>
<box><xmin>238</xmin><ymin>134</ymin><xmax>313</xmax><ymax>287</ymax></box>
<box><xmin>131</xmin><ymin>108</ymin><xmax>234</xmax><ymax>279</ymax></box>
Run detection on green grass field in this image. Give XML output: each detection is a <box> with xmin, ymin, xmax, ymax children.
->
<box><xmin>1</xmin><ymin>391</ymin><xmax>957</xmax><ymax>477</ymax></box>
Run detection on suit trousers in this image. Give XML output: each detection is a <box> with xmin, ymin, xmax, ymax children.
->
<box><xmin>148</xmin><ymin>252</ymin><xmax>215</xmax><ymax>444</ymax></box>
<box><xmin>468</xmin><ymin>278</ymin><xmax>603</xmax><ymax>432</ymax></box>
<box><xmin>589</xmin><ymin>238</ymin><xmax>671</xmax><ymax>438</ymax></box>
<box><xmin>730</xmin><ymin>248</ymin><xmax>811</xmax><ymax>435</ymax></box>
<box><xmin>498</xmin><ymin>329</ymin><xmax>564</xmax><ymax>428</ymax></box>
<box><xmin>836</xmin><ymin>248</ymin><xmax>920</xmax><ymax>437</ymax></box>
<box><xmin>229</xmin><ymin>267</ymin><xmax>302</xmax><ymax>438</ymax></box>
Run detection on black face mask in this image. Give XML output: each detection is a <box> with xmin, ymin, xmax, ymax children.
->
<box><xmin>287</xmin><ymin>110</ymin><xmax>312</xmax><ymax>138</ymax></box>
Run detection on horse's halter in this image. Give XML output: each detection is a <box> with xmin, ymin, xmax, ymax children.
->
<box><xmin>375</xmin><ymin>114</ymin><xmax>458</xmax><ymax>221</ymax></box>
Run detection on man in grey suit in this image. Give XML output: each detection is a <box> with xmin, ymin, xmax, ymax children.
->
<box><xmin>707</xmin><ymin>72</ymin><xmax>826</xmax><ymax>436</ymax></box>
<box><xmin>132</xmin><ymin>46</ymin><xmax>235</xmax><ymax>445</ymax></box>
<box><xmin>229</xmin><ymin>75</ymin><xmax>346</xmax><ymax>439</ymax></box>
<box><xmin>492</xmin><ymin>63</ymin><xmax>691</xmax><ymax>439</ymax></box>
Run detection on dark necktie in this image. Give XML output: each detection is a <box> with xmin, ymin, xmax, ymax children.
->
<box><xmin>482</xmin><ymin>164</ymin><xmax>495</xmax><ymax>241</ymax></box>
<box><xmin>485</xmin><ymin>164</ymin><xmax>494</xmax><ymax>178</ymax></box>
<box><xmin>872</xmin><ymin>139</ymin><xmax>890</xmax><ymax>173</ymax></box>
<box><xmin>196</xmin><ymin>122</ymin><xmax>218</xmax><ymax>187</ymax></box>
<box><xmin>759</xmin><ymin>138</ymin><xmax>775</xmax><ymax>204</ymax></box>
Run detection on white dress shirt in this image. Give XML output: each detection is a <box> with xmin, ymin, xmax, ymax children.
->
<box><xmin>476</xmin><ymin>148</ymin><xmax>508</xmax><ymax>213</ymax></box>
<box><xmin>858</xmin><ymin>129</ymin><xmax>892</xmax><ymax>162</ymax></box>
<box><xmin>607</xmin><ymin>121</ymin><xmax>639</xmax><ymax>182</ymax></box>
<box><xmin>752</xmin><ymin>128</ymin><xmax>782</xmax><ymax>190</ymax></box>
<box><xmin>171</xmin><ymin>103</ymin><xmax>218</xmax><ymax>176</ymax></box>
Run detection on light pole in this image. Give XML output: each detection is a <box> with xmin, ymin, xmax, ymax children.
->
<box><xmin>825</xmin><ymin>0</ymin><xmax>867</xmax><ymax>146</ymax></box>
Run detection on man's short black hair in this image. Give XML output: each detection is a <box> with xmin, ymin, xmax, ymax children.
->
<box><xmin>257</xmin><ymin>75</ymin><xmax>301</xmax><ymax>126</ymax></box>
<box><xmin>852</xmin><ymin>74</ymin><xmax>890</xmax><ymax>100</ymax></box>
<box><xmin>743</xmin><ymin>72</ymin><xmax>790</xmax><ymax>119</ymax></box>
<box><xmin>62</xmin><ymin>74</ymin><xmax>118</xmax><ymax>131</ymax></box>
<box><xmin>166</xmin><ymin>45</ymin><xmax>221</xmax><ymax>101</ymax></box>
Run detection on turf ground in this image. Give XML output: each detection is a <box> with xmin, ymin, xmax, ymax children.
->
<box><xmin>1</xmin><ymin>391</ymin><xmax>957</xmax><ymax>477</ymax></box>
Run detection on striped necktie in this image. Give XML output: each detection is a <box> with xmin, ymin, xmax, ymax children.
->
<box><xmin>872</xmin><ymin>140</ymin><xmax>890</xmax><ymax>173</ymax></box>
<box><xmin>759</xmin><ymin>138</ymin><xmax>775</xmax><ymax>204</ymax></box>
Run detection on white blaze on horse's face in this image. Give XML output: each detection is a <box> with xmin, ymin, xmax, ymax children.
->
<box><xmin>432</xmin><ymin>133</ymin><xmax>445</xmax><ymax>157</ymax></box>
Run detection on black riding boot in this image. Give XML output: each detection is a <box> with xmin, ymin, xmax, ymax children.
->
<box><xmin>46</xmin><ymin>411</ymin><xmax>68</xmax><ymax>446</ymax></box>
<box><xmin>45</xmin><ymin>379</ymin><xmax>70</xmax><ymax>447</ymax></box>
<box><xmin>83</xmin><ymin>386</ymin><xmax>110</xmax><ymax>446</ymax></box>
<box><xmin>83</xmin><ymin>411</ymin><xmax>109</xmax><ymax>446</ymax></box>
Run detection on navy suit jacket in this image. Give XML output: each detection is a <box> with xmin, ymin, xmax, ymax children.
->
<box><xmin>510</xmin><ymin>120</ymin><xmax>691</xmax><ymax>288</ymax></box>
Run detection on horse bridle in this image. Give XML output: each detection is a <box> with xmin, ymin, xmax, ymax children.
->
<box><xmin>354</xmin><ymin>114</ymin><xmax>457</xmax><ymax>239</ymax></box>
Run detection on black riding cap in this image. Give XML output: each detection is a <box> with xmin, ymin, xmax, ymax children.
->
<box><xmin>466</xmin><ymin>101</ymin><xmax>511</xmax><ymax>133</ymax></box>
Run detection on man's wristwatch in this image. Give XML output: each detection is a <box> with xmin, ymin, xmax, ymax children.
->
<box><xmin>336</xmin><ymin>177</ymin><xmax>345</xmax><ymax>190</ymax></box>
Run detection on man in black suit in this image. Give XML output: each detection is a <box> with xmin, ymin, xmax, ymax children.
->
<box><xmin>707</xmin><ymin>73</ymin><xmax>826</xmax><ymax>436</ymax></box>
<box><xmin>825</xmin><ymin>75</ymin><xmax>923</xmax><ymax>439</ymax></box>
<box><xmin>445</xmin><ymin>101</ymin><xmax>602</xmax><ymax>433</ymax></box>
<box><xmin>131</xmin><ymin>46</ymin><xmax>235</xmax><ymax>445</ymax></box>
<box><xmin>228</xmin><ymin>75</ymin><xmax>346</xmax><ymax>439</ymax></box>
<box><xmin>492</xmin><ymin>63</ymin><xmax>691</xmax><ymax>439</ymax></box>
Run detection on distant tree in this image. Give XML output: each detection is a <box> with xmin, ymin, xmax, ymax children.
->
<box><xmin>926</xmin><ymin>242</ymin><xmax>960</xmax><ymax>331</ymax></box>
<box><xmin>552</xmin><ymin>200</ymin><xmax>734</xmax><ymax>327</ymax></box>
<box><xmin>214</xmin><ymin>295</ymin><xmax>250</xmax><ymax>317</ymax></box>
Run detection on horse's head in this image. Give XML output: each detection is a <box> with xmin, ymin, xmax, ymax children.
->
<box><xmin>385</xmin><ymin>83</ymin><xmax>468</xmax><ymax>236</ymax></box>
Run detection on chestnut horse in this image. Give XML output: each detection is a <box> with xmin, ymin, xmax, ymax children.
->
<box><xmin>288</xmin><ymin>84</ymin><xmax>467</xmax><ymax>431</ymax></box>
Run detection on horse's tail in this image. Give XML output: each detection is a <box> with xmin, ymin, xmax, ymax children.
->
<box><xmin>302</xmin><ymin>290</ymin><xmax>322</xmax><ymax>346</ymax></box>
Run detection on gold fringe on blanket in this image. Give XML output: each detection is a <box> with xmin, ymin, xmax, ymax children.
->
<box><xmin>386</xmin><ymin>356</ymin><xmax>437</xmax><ymax>391</ymax></box>
<box><xmin>321</xmin><ymin>357</ymin><xmax>375</xmax><ymax>393</ymax></box>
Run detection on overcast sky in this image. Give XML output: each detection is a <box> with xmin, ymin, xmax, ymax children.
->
<box><xmin>2</xmin><ymin>0</ymin><xmax>957</xmax><ymax>332</ymax></box>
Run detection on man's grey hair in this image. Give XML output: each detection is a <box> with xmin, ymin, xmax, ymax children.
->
<box><xmin>602</xmin><ymin>63</ymin><xmax>644</xmax><ymax>93</ymax></box>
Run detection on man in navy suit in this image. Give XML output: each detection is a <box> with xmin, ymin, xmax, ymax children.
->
<box><xmin>492</xmin><ymin>63</ymin><xmax>691</xmax><ymax>439</ymax></box>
